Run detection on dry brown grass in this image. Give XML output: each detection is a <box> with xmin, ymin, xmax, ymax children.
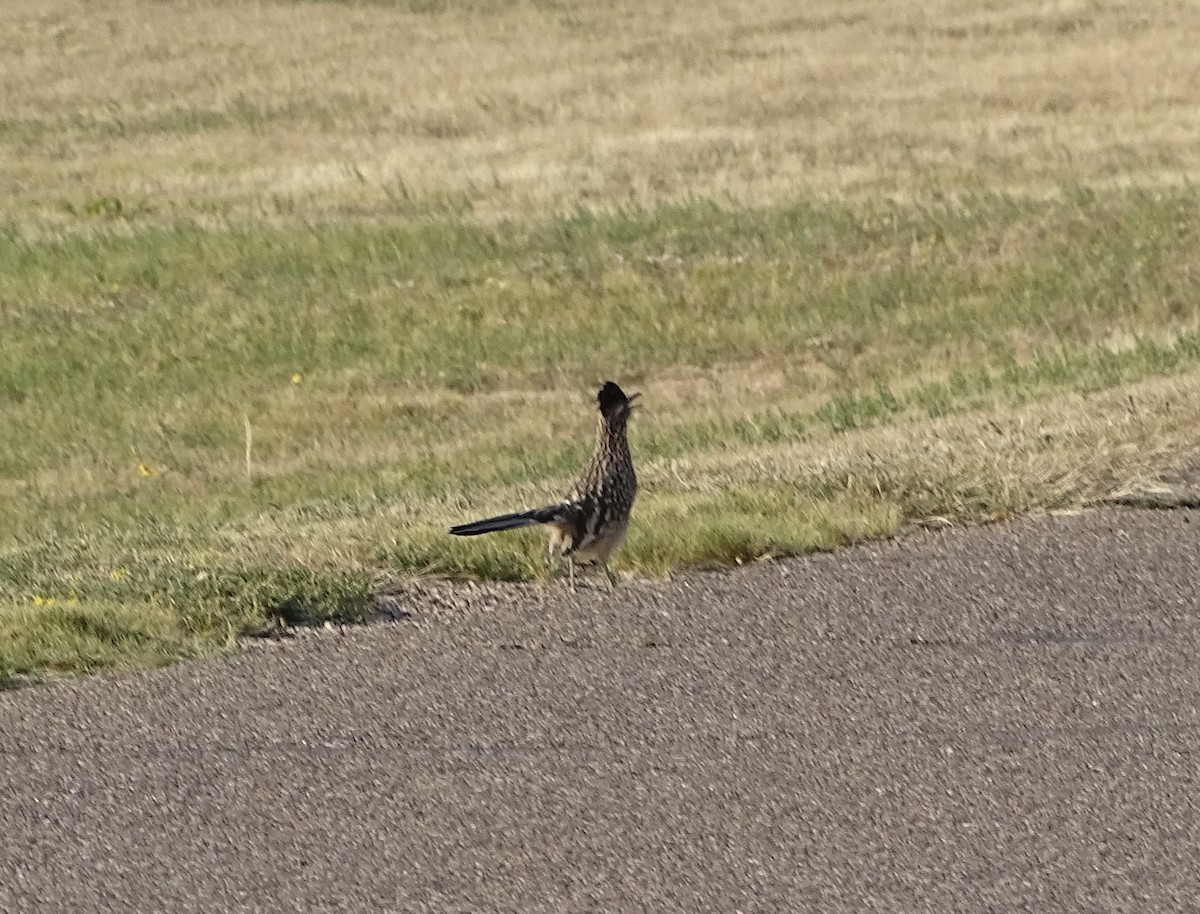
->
<box><xmin>4</xmin><ymin>0</ymin><xmax>1200</xmax><ymax>228</ymax></box>
<box><xmin>668</xmin><ymin>369</ymin><xmax>1200</xmax><ymax>518</ymax></box>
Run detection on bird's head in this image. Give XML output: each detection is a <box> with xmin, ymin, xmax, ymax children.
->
<box><xmin>596</xmin><ymin>380</ymin><xmax>640</xmax><ymax>423</ymax></box>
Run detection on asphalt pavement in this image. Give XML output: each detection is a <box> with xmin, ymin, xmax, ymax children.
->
<box><xmin>2</xmin><ymin>508</ymin><xmax>1199</xmax><ymax>912</ymax></box>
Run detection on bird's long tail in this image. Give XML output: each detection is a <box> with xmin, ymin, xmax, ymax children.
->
<box><xmin>448</xmin><ymin>505</ymin><xmax>562</xmax><ymax>537</ymax></box>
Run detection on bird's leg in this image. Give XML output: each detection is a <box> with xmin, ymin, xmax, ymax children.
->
<box><xmin>568</xmin><ymin>556</ymin><xmax>576</xmax><ymax>592</ymax></box>
<box><xmin>604</xmin><ymin>564</ymin><xmax>617</xmax><ymax>591</ymax></box>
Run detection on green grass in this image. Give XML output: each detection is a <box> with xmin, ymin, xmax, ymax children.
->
<box><xmin>3</xmin><ymin>187</ymin><xmax>1200</xmax><ymax>682</ymax></box>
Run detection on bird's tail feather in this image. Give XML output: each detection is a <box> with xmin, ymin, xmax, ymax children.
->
<box><xmin>448</xmin><ymin>505</ymin><xmax>562</xmax><ymax>537</ymax></box>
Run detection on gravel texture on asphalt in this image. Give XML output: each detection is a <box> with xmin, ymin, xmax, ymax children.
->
<box><xmin>2</xmin><ymin>508</ymin><xmax>1199</xmax><ymax>913</ymax></box>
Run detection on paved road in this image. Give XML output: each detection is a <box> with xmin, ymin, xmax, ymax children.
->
<box><xmin>3</xmin><ymin>509</ymin><xmax>1199</xmax><ymax>912</ymax></box>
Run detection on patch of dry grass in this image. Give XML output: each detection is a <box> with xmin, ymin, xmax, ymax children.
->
<box><xmin>4</xmin><ymin>0</ymin><xmax>1200</xmax><ymax>228</ymax></box>
<box><xmin>672</xmin><ymin>370</ymin><xmax>1200</xmax><ymax>523</ymax></box>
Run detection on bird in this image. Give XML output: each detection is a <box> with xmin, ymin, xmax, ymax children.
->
<box><xmin>449</xmin><ymin>380</ymin><xmax>640</xmax><ymax>590</ymax></box>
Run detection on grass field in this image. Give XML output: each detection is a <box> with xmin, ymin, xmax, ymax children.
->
<box><xmin>3</xmin><ymin>0</ymin><xmax>1200</xmax><ymax>683</ymax></box>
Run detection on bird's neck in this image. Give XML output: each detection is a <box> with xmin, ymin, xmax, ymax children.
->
<box><xmin>594</xmin><ymin>416</ymin><xmax>630</xmax><ymax>457</ymax></box>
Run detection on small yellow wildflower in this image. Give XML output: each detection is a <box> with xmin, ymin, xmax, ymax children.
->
<box><xmin>109</xmin><ymin>568</ymin><xmax>128</xmax><ymax>581</ymax></box>
<box><xmin>138</xmin><ymin>462</ymin><xmax>158</xmax><ymax>477</ymax></box>
<box><xmin>32</xmin><ymin>595</ymin><xmax>55</xmax><ymax>607</ymax></box>
<box><xmin>291</xmin><ymin>373</ymin><xmax>302</xmax><ymax>384</ymax></box>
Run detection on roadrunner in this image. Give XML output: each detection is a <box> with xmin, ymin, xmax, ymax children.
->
<box><xmin>449</xmin><ymin>381</ymin><xmax>640</xmax><ymax>590</ymax></box>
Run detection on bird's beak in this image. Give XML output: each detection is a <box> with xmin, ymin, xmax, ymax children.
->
<box><xmin>628</xmin><ymin>392</ymin><xmax>642</xmax><ymax>408</ymax></box>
